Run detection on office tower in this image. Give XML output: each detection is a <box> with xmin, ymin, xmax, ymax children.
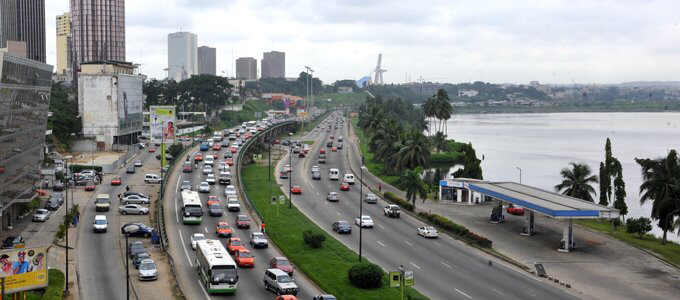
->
<box><xmin>0</xmin><ymin>0</ymin><xmax>46</xmax><ymax>62</ymax></box>
<box><xmin>236</xmin><ymin>57</ymin><xmax>257</xmax><ymax>80</ymax></box>
<box><xmin>70</xmin><ymin>0</ymin><xmax>126</xmax><ymax>72</ymax></box>
<box><xmin>56</xmin><ymin>12</ymin><xmax>71</xmax><ymax>74</ymax></box>
<box><xmin>261</xmin><ymin>51</ymin><xmax>285</xmax><ymax>78</ymax></box>
<box><xmin>197</xmin><ymin>46</ymin><xmax>216</xmax><ymax>75</ymax></box>
<box><xmin>167</xmin><ymin>32</ymin><xmax>197</xmax><ymax>81</ymax></box>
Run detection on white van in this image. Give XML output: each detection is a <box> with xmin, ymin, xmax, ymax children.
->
<box><xmin>95</xmin><ymin>194</ymin><xmax>111</xmax><ymax>211</ymax></box>
<box><xmin>144</xmin><ymin>174</ymin><xmax>161</xmax><ymax>184</ymax></box>
<box><xmin>344</xmin><ymin>173</ymin><xmax>355</xmax><ymax>185</ymax></box>
<box><xmin>329</xmin><ymin>168</ymin><xmax>339</xmax><ymax>180</ymax></box>
<box><xmin>93</xmin><ymin>215</ymin><xmax>108</xmax><ymax>233</ymax></box>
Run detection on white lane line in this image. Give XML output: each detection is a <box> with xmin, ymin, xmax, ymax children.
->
<box><xmin>204</xmin><ymin>226</ymin><xmax>209</xmax><ymax>233</ymax></box>
<box><xmin>493</xmin><ymin>288</ymin><xmax>504</xmax><ymax>295</ymax></box>
<box><xmin>404</xmin><ymin>240</ymin><xmax>413</xmax><ymax>247</ymax></box>
<box><xmin>455</xmin><ymin>288</ymin><xmax>472</xmax><ymax>299</ymax></box>
<box><xmin>178</xmin><ymin>230</ymin><xmax>193</xmax><ymax>267</ymax></box>
<box><xmin>432</xmin><ymin>241</ymin><xmax>442</xmax><ymax>247</ymax></box>
<box><xmin>197</xmin><ymin>279</ymin><xmax>211</xmax><ymax>299</ymax></box>
<box><xmin>336</xmin><ymin>211</ymin><xmax>341</xmax><ymax>216</ymax></box>
<box><xmin>353</xmin><ymin>224</ymin><xmax>359</xmax><ymax>229</ymax></box>
<box><xmin>176</xmin><ymin>175</ymin><xmax>181</xmax><ymax>192</ymax></box>
<box><xmin>472</xmin><ymin>262</ymin><xmax>483</xmax><ymax>268</ymax></box>
<box><xmin>409</xmin><ymin>261</ymin><xmax>421</xmax><ymax>269</ymax></box>
<box><xmin>377</xmin><ymin>224</ymin><xmax>385</xmax><ymax>229</ymax></box>
<box><xmin>441</xmin><ymin>261</ymin><xmax>453</xmax><ymax>269</ymax></box>
<box><xmin>376</xmin><ymin>241</ymin><xmax>386</xmax><ymax>247</ymax></box>
<box><xmin>174</xmin><ymin>197</ymin><xmax>179</xmax><ymax>223</ymax></box>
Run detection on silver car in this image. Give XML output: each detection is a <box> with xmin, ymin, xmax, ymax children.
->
<box><xmin>134</xmin><ymin>160</ymin><xmax>143</xmax><ymax>167</ymax></box>
<box><xmin>138</xmin><ymin>259</ymin><xmax>157</xmax><ymax>281</ymax></box>
<box><xmin>180</xmin><ymin>180</ymin><xmax>192</xmax><ymax>191</ymax></box>
<box><xmin>198</xmin><ymin>182</ymin><xmax>211</xmax><ymax>193</ymax></box>
<box><xmin>206</xmin><ymin>174</ymin><xmax>216</xmax><ymax>185</ymax></box>
<box><xmin>202</xmin><ymin>165</ymin><xmax>213</xmax><ymax>175</ymax></box>
<box><xmin>190</xmin><ymin>233</ymin><xmax>206</xmax><ymax>250</ymax></box>
<box><xmin>119</xmin><ymin>204</ymin><xmax>149</xmax><ymax>215</ymax></box>
<box><xmin>249</xmin><ymin>232</ymin><xmax>269</xmax><ymax>248</ymax></box>
<box><xmin>122</xmin><ymin>194</ymin><xmax>150</xmax><ymax>205</ymax></box>
<box><xmin>32</xmin><ymin>209</ymin><xmax>50</xmax><ymax>222</ymax></box>
<box><xmin>326</xmin><ymin>192</ymin><xmax>339</xmax><ymax>202</ymax></box>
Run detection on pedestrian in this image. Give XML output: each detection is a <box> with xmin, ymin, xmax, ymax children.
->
<box><xmin>118</xmin><ymin>194</ymin><xmax>122</xmax><ymax>202</ymax></box>
<box><xmin>261</xmin><ymin>222</ymin><xmax>266</xmax><ymax>234</ymax></box>
<box><xmin>378</xmin><ymin>183</ymin><xmax>382</xmax><ymax>193</ymax></box>
<box><xmin>125</xmin><ymin>185</ymin><xmax>129</xmax><ymax>192</ymax></box>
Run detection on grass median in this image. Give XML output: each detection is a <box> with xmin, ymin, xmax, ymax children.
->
<box><xmin>242</xmin><ymin>162</ymin><xmax>427</xmax><ymax>300</ymax></box>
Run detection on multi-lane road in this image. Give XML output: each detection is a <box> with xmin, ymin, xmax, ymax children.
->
<box><xmin>277</xmin><ymin>112</ymin><xmax>580</xmax><ymax>300</ymax></box>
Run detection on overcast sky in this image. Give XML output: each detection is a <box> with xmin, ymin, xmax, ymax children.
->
<box><xmin>45</xmin><ymin>0</ymin><xmax>680</xmax><ymax>85</ymax></box>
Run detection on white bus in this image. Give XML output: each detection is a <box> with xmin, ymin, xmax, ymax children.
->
<box><xmin>181</xmin><ymin>190</ymin><xmax>203</xmax><ymax>224</ymax></box>
<box><xmin>195</xmin><ymin>239</ymin><xmax>239</xmax><ymax>294</ymax></box>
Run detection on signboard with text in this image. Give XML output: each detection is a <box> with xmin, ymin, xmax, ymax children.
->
<box><xmin>150</xmin><ymin>106</ymin><xmax>176</xmax><ymax>145</ymax></box>
<box><xmin>0</xmin><ymin>246</ymin><xmax>48</xmax><ymax>293</ymax></box>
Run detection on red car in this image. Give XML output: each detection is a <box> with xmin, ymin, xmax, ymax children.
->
<box><xmin>111</xmin><ymin>176</ymin><xmax>122</xmax><ymax>185</ymax></box>
<box><xmin>291</xmin><ymin>186</ymin><xmax>302</xmax><ymax>194</ymax></box>
<box><xmin>212</xmin><ymin>144</ymin><xmax>222</xmax><ymax>151</ymax></box>
<box><xmin>226</xmin><ymin>158</ymin><xmax>234</xmax><ymax>166</ymax></box>
<box><xmin>207</xmin><ymin>196</ymin><xmax>221</xmax><ymax>206</ymax></box>
<box><xmin>234</xmin><ymin>249</ymin><xmax>255</xmax><ymax>267</ymax></box>
<box><xmin>507</xmin><ymin>204</ymin><xmax>525</xmax><ymax>216</ymax></box>
<box><xmin>230</xmin><ymin>147</ymin><xmax>238</xmax><ymax>153</ymax></box>
<box><xmin>330</xmin><ymin>135</ymin><xmax>334</xmax><ymax>140</ymax></box>
<box><xmin>270</xmin><ymin>257</ymin><xmax>294</xmax><ymax>276</ymax></box>
<box><xmin>340</xmin><ymin>183</ymin><xmax>350</xmax><ymax>191</ymax></box>
<box><xmin>148</xmin><ymin>147</ymin><xmax>155</xmax><ymax>153</ymax></box>
<box><xmin>244</xmin><ymin>133</ymin><xmax>253</xmax><ymax>139</ymax></box>
<box><xmin>215</xmin><ymin>221</ymin><xmax>233</xmax><ymax>237</ymax></box>
<box><xmin>227</xmin><ymin>238</ymin><xmax>246</xmax><ymax>254</ymax></box>
<box><xmin>194</xmin><ymin>154</ymin><xmax>203</xmax><ymax>161</ymax></box>
<box><xmin>235</xmin><ymin>215</ymin><xmax>250</xmax><ymax>229</ymax></box>
<box><xmin>273</xmin><ymin>139</ymin><xmax>280</xmax><ymax>144</ymax></box>
<box><xmin>85</xmin><ymin>181</ymin><xmax>96</xmax><ymax>191</ymax></box>
<box><xmin>211</xmin><ymin>153</ymin><xmax>219</xmax><ymax>159</ymax></box>
<box><xmin>331</xmin><ymin>147</ymin><xmax>337</xmax><ymax>152</ymax></box>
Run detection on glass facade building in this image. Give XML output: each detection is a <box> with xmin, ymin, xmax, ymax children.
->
<box><xmin>0</xmin><ymin>51</ymin><xmax>52</xmax><ymax>228</ymax></box>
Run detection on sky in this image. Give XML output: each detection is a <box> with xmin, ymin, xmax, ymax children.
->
<box><xmin>45</xmin><ymin>0</ymin><xmax>680</xmax><ymax>85</ymax></box>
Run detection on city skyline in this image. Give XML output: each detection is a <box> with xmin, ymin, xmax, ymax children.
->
<box><xmin>44</xmin><ymin>0</ymin><xmax>680</xmax><ymax>84</ymax></box>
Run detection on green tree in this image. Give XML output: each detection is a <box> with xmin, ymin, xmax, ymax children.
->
<box><xmin>395</xmin><ymin>166</ymin><xmax>428</xmax><ymax>210</ymax></box>
<box><xmin>48</xmin><ymin>83</ymin><xmax>81</xmax><ymax>150</ymax></box>
<box><xmin>626</xmin><ymin>217</ymin><xmax>653</xmax><ymax>238</ymax></box>
<box><xmin>431</xmin><ymin>131</ymin><xmax>448</xmax><ymax>153</ymax></box>
<box><xmin>599</xmin><ymin>162</ymin><xmax>610</xmax><ymax>206</ymax></box>
<box><xmin>422</xmin><ymin>97</ymin><xmax>436</xmax><ymax>136</ymax></box>
<box><xmin>433</xmin><ymin>89</ymin><xmax>453</xmax><ymax>133</ymax></box>
<box><xmin>635</xmin><ymin>150</ymin><xmax>680</xmax><ymax>244</ymax></box>
<box><xmin>358</xmin><ymin>105</ymin><xmax>386</xmax><ymax>136</ymax></box>
<box><xmin>554</xmin><ymin>163</ymin><xmax>599</xmax><ymax>202</ymax></box>
<box><xmin>389</xmin><ymin>130</ymin><xmax>430</xmax><ymax>172</ymax></box>
<box><xmin>452</xmin><ymin>143</ymin><xmax>483</xmax><ymax>179</ymax></box>
<box><xmin>613</xmin><ymin>160</ymin><xmax>628</xmax><ymax>220</ymax></box>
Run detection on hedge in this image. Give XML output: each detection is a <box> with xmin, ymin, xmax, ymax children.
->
<box><xmin>382</xmin><ymin>192</ymin><xmax>414</xmax><ymax>211</ymax></box>
<box><xmin>69</xmin><ymin>165</ymin><xmax>102</xmax><ymax>173</ymax></box>
<box><xmin>418</xmin><ymin>212</ymin><xmax>492</xmax><ymax>248</ymax></box>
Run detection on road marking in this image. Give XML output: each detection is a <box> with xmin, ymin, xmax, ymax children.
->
<box><xmin>493</xmin><ymin>288</ymin><xmax>504</xmax><ymax>295</ymax></box>
<box><xmin>176</xmin><ymin>175</ymin><xmax>181</xmax><ymax>192</ymax></box>
<box><xmin>204</xmin><ymin>226</ymin><xmax>209</xmax><ymax>233</ymax></box>
<box><xmin>377</xmin><ymin>224</ymin><xmax>384</xmax><ymax>229</ymax></box>
<box><xmin>336</xmin><ymin>211</ymin><xmax>341</xmax><ymax>216</ymax></box>
<box><xmin>404</xmin><ymin>240</ymin><xmax>413</xmax><ymax>247</ymax></box>
<box><xmin>455</xmin><ymin>288</ymin><xmax>472</xmax><ymax>299</ymax></box>
<box><xmin>197</xmin><ymin>279</ymin><xmax>211</xmax><ymax>299</ymax></box>
<box><xmin>409</xmin><ymin>261</ymin><xmax>421</xmax><ymax>269</ymax></box>
<box><xmin>432</xmin><ymin>241</ymin><xmax>442</xmax><ymax>247</ymax></box>
<box><xmin>353</xmin><ymin>224</ymin><xmax>359</xmax><ymax>229</ymax></box>
<box><xmin>174</xmin><ymin>197</ymin><xmax>179</xmax><ymax>223</ymax></box>
<box><xmin>472</xmin><ymin>262</ymin><xmax>483</xmax><ymax>268</ymax></box>
<box><xmin>441</xmin><ymin>261</ymin><xmax>453</xmax><ymax>269</ymax></box>
<box><xmin>178</xmin><ymin>230</ymin><xmax>193</xmax><ymax>267</ymax></box>
<box><xmin>376</xmin><ymin>241</ymin><xmax>386</xmax><ymax>247</ymax></box>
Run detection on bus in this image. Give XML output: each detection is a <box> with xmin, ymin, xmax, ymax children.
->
<box><xmin>195</xmin><ymin>239</ymin><xmax>239</xmax><ymax>294</ymax></box>
<box><xmin>181</xmin><ymin>190</ymin><xmax>203</xmax><ymax>224</ymax></box>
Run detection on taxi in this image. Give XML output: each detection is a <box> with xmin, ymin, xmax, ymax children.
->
<box><xmin>194</xmin><ymin>153</ymin><xmax>203</xmax><ymax>162</ymax></box>
<box><xmin>207</xmin><ymin>196</ymin><xmax>221</xmax><ymax>206</ymax></box>
<box><xmin>111</xmin><ymin>176</ymin><xmax>122</xmax><ymax>185</ymax></box>
<box><xmin>226</xmin><ymin>158</ymin><xmax>234</xmax><ymax>166</ymax></box>
<box><xmin>227</xmin><ymin>237</ymin><xmax>246</xmax><ymax>254</ymax></box>
<box><xmin>234</xmin><ymin>249</ymin><xmax>255</xmax><ymax>268</ymax></box>
<box><xmin>215</xmin><ymin>221</ymin><xmax>233</xmax><ymax>238</ymax></box>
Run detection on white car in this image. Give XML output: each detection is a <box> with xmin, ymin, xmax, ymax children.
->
<box><xmin>204</xmin><ymin>156</ymin><xmax>215</xmax><ymax>165</ymax></box>
<box><xmin>202</xmin><ymin>165</ymin><xmax>213</xmax><ymax>174</ymax></box>
<box><xmin>122</xmin><ymin>194</ymin><xmax>150</xmax><ymax>205</ymax></box>
<box><xmin>205</xmin><ymin>174</ymin><xmax>216</xmax><ymax>185</ymax></box>
<box><xmin>227</xmin><ymin>197</ymin><xmax>240</xmax><ymax>211</ymax></box>
<box><xmin>32</xmin><ymin>209</ymin><xmax>50</xmax><ymax>222</ymax></box>
<box><xmin>219</xmin><ymin>163</ymin><xmax>230</xmax><ymax>171</ymax></box>
<box><xmin>191</xmin><ymin>233</ymin><xmax>206</xmax><ymax>250</ymax></box>
<box><xmin>355</xmin><ymin>215</ymin><xmax>374</xmax><ymax>228</ymax></box>
<box><xmin>224</xmin><ymin>185</ymin><xmax>237</xmax><ymax>196</ymax></box>
<box><xmin>119</xmin><ymin>204</ymin><xmax>149</xmax><ymax>215</ymax></box>
<box><xmin>417</xmin><ymin>226</ymin><xmax>439</xmax><ymax>238</ymax></box>
<box><xmin>198</xmin><ymin>182</ymin><xmax>211</xmax><ymax>193</ymax></box>
<box><xmin>283</xmin><ymin>165</ymin><xmax>291</xmax><ymax>172</ymax></box>
<box><xmin>311</xmin><ymin>165</ymin><xmax>320</xmax><ymax>173</ymax></box>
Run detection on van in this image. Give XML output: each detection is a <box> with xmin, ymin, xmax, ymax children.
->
<box><xmin>95</xmin><ymin>194</ymin><xmax>111</xmax><ymax>212</ymax></box>
<box><xmin>144</xmin><ymin>174</ymin><xmax>161</xmax><ymax>184</ymax></box>
<box><xmin>329</xmin><ymin>169</ymin><xmax>339</xmax><ymax>180</ymax></box>
<box><xmin>93</xmin><ymin>215</ymin><xmax>108</xmax><ymax>233</ymax></box>
<box><xmin>343</xmin><ymin>174</ymin><xmax>355</xmax><ymax>185</ymax></box>
<box><xmin>263</xmin><ymin>268</ymin><xmax>299</xmax><ymax>296</ymax></box>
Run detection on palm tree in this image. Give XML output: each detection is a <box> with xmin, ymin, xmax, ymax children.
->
<box><xmin>395</xmin><ymin>166</ymin><xmax>428</xmax><ymax>210</ymax></box>
<box><xmin>431</xmin><ymin>131</ymin><xmax>448</xmax><ymax>153</ymax></box>
<box><xmin>555</xmin><ymin>163</ymin><xmax>599</xmax><ymax>202</ymax></box>
<box><xmin>369</xmin><ymin>119</ymin><xmax>403</xmax><ymax>162</ymax></box>
<box><xmin>422</xmin><ymin>97</ymin><xmax>436</xmax><ymax>136</ymax></box>
<box><xmin>433</xmin><ymin>89</ymin><xmax>452</xmax><ymax>133</ymax></box>
<box><xmin>636</xmin><ymin>150</ymin><xmax>680</xmax><ymax>244</ymax></box>
<box><xmin>358</xmin><ymin>105</ymin><xmax>385</xmax><ymax>136</ymax></box>
<box><xmin>390</xmin><ymin>130</ymin><xmax>431</xmax><ymax>172</ymax></box>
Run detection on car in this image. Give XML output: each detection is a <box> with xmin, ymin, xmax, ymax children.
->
<box><xmin>198</xmin><ymin>182</ymin><xmax>211</xmax><ymax>193</ymax></box>
<box><xmin>330</xmin><ymin>135</ymin><xmax>335</xmax><ymax>140</ymax></box>
<box><xmin>363</xmin><ymin>193</ymin><xmax>378</xmax><ymax>204</ymax></box>
<box><xmin>326</xmin><ymin>141</ymin><xmax>332</xmax><ymax>147</ymax></box>
<box><xmin>111</xmin><ymin>176</ymin><xmax>122</xmax><ymax>185</ymax></box>
<box><xmin>133</xmin><ymin>252</ymin><xmax>151</xmax><ymax>268</ymax></box>
<box><xmin>215</xmin><ymin>222</ymin><xmax>233</xmax><ymax>237</ymax></box>
<box><xmin>332</xmin><ymin>221</ymin><xmax>351</xmax><ymax>234</ymax></box>
<box><xmin>236</xmin><ymin>214</ymin><xmax>250</xmax><ymax>229</ymax></box>
<box><xmin>337</xmin><ymin>143</ymin><xmax>343</xmax><ymax>150</ymax></box>
<box><xmin>384</xmin><ymin>205</ymin><xmax>401</xmax><ymax>218</ymax></box>
<box><xmin>340</xmin><ymin>183</ymin><xmax>350</xmax><ymax>191</ymax></box>
<box><xmin>204</xmin><ymin>156</ymin><xmax>215</xmax><ymax>165</ymax></box>
<box><xmin>250</xmin><ymin>232</ymin><xmax>269</xmax><ymax>248</ymax></box>
<box><xmin>180</xmin><ymin>180</ymin><xmax>192</xmax><ymax>191</ymax></box>
<box><xmin>219</xmin><ymin>172</ymin><xmax>232</xmax><ymax>185</ymax></box>
<box><xmin>148</xmin><ymin>147</ymin><xmax>156</xmax><ymax>153</ymax></box>
<box><xmin>234</xmin><ymin>249</ymin><xmax>255</xmax><ymax>268</ymax></box>
<box><xmin>53</xmin><ymin>180</ymin><xmax>65</xmax><ymax>191</ymax></box>
<box><xmin>283</xmin><ymin>165</ymin><xmax>291</xmax><ymax>172</ymax></box>
<box><xmin>355</xmin><ymin>215</ymin><xmax>374</xmax><ymax>228</ymax></box>
<box><xmin>269</xmin><ymin>257</ymin><xmax>294</xmax><ymax>276</ymax></box>
<box><xmin>326</xmin><ymin>192</ymin><xmax>339</xmax><ymax>202</ymax></box>
<box><xmin>212</xmin><ymin>144</ymin><xmax>221</xmax><ymax>151</ymax></box>
<box><xmin>202</xmin><ymin>165</ymin><xmax>213</xmax><ymax>175</ymax></box>
<box><xmin>264</xmin><ymin>268</ymin><xmax>299</xmax><ymax>296</ymax></box>
<box><xmin>311</xmin><ymin>166</ymin><xmax>320</xmax><ymax>173</ymax></box>
<box><xmin>120</xmin><ymin>222</ymin><xmax>154</xmax><ymax>237</ymax></box>
<box><xmin>218</xmin><ymin>162</ymin><xmax>230</xmax><ymax>171</ymax></box>
<box><xmin>138</xmin><ymin>259</ymin><xmax>158</xmax><ymax>281</ymax></box>
<box><xmin>318</xmin><ymin>156</ymin><xmax>326</xmax><ymax>164</ymax></box>
<box><xmin>128</xmin><ymin>241</ymin><xmax>146</xmax><ymax>259</ymax></box>
<box><xmin>194</xmin><ymin>154</ymin><xmax>204</xmax><ymax>161</ymax></box>
<box><xmin>331</xmin><ymin>147</ymin><xmax>337</xmax><ymax>152</ymax></box>
<box><xmin>224</xmin><ymin>185</ymin><xmax>237</xmax><ymax>196</ymax></box>
<box><xmin>227</xmin><ymin>197</ymin><xmax>240</xmax><ymax>212</ymax></box>
<box><xmin>507</xmin><ymin>204</ymin><xmax>525</xmax><ymax>216</ymax></box>
<box><xmin>126</xmin><ymin>164</ymin><xmax>136</xmax><ymax>173</ymax></box>
<box><xmin>206</xmin><ymin>174</ymin><xmax>216</xmax><ymax>185</ymax></box>
<box><xmin>298</xmin><ymin>151</ymin><xmax>306</xmax><ymax>158</ymax></box>
<box><xmin>182</xmin><ymin>162</ymin><xmax>193</xmax><ymax>173</ymax></box>
<box><xmin>418</xmin><ymin>226</ymin><xmax>439</xmax><ymax>238</ymax></box>
<box><xmin>230</xmin><ymin>146</ymin><xmax>238</xmax><ymax>153</ymax></box>
<box><xmin>45</xmin><ymin>198</ymin><xmax>61</xmax><ymax>210</ymax></box>
<box><xmin>51</xmin><ymin>192</ymin><xmax>64</xmax><ymax>205</ymax></box>
<box><xmin>291</xmin><ymin>186</ymin><xmax>302</xmax><ymax>194</ymax></box>
<box><xmin>312</xmin><ymin>171</ymin><xmax>321</xmax><ymax>180</ymax></box>
<box><xmin>227</xmin><ymin>237</ymin><xmax>246</xmax><ymax>254</ymax></box>
<box><xmin>312</xmin><ymin>295</ymin><xmax>338</xmax><ymax>300</ymax></box>
<box><xmin>208</xmin><ymin>203</ymin><xmax>223</xmax><ymax>216</ymax></box>
<box><xmin>279</xmin><ymin>171</ymin><xmax>289</xmax><ymax>179</ymax></box>
<box><xmin>93</xmin><ymin>215</ymin><xmax>108</xmax><ymax>232</ymax></box>
<box><xmin>226</xmin><ymin>158</ymin><xmax>234</xmax><ymax>166</ymax></box>
<box><xmin>124</xmin><ymin>191</ymin><xmax>148</xmax><ymax>199</ymax></box>
<box><xmin>223</xmin><ymin>151</ymin><xmax>233</xmax><ymax>159</ymax></box>
<box><xmin>1</xmin><ymin>236</ymin><xmax>25</xmax><ymax>249</ymax></box>
<box><xmin>32</xmin><ymin>209</ymin><xmax>50</xmax><ymax>222</ymax></box>
<box><xmin>122</xmin><ymin>194</ymin><xmax>150</xmax><ymax>205</ymax></box>
<box><xmin>134</xmin><ymin>160</ymin><xmax>142</xmax><ymax>167</ymax></box>
<box><xmin>338</xmin><ymin>136</ymin><xmax>343</xmax><ymax>142</ymax></box>
<box><xmin>84</xmin><ymin>181</ymin><xmax>96</xmax><ymax>191</ymax></box>
<box><xmin>207</xmin><ymin>195</ymin><xmax>221</xmax><ymax>206</ymax></box>
<box><xmin>190</xmin><ymin>233</ymin><xmax>206</xmax><ymax>250</ymax></box>
<box><xmin>119</xmin><ymin>204</ymin><xmax>149</xmax><ymax>215</ymax></box>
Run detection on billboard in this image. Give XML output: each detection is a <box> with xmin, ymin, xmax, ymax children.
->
<box><xmin>117</xmin><ymin>74</ymin><xmax>144</xmax><ymax>136</ymax></box>
<box><xmin>150</xmin><ymin>106</ymin><xmax>176</xmax><ymax>145</ymax></box>
<box><xmin>0</xmin><ymin>246</ymin><xmax>48</xmax><ymax>293</ymax></box>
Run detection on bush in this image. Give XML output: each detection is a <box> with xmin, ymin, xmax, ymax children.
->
<box><xmin>417</xmin><ymin>212</ymin><xmax>493</xmax><ymax>248</ymax></box>
<box><xmin>303</xmin><ymin>230</ymin><xmax>326</xmax><ymax>249</ymax></box>
<box><xmin>430</xmin><ymin>152</ymin><xmax>464</xmax><ymax>164</ymax></box>
<box><xmin>383</xmin><ymin>192</ymin><xmax>414</xmax><ymax>211</ymax></box>
<box><xmin>626</xmin><ymin>217</ymin><xmax>653</xmax><ymax>238</ymax></box>
<box><xmin>348</xmin><ymin>262</ymin><xmax>383</xmax><ymax>289</ymax></box>
<box><xmin>167</xmin><ymin>143</ymin><xmax>185</xmax><ymax>158</ymax></box>
<box><xmin>55</xmin><ymin>223</ymin><xmax>66</xmax><ymax>240</ymax></box>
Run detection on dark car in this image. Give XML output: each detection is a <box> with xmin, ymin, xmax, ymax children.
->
<box><xmin>53</xmin><ymin>180</ymin><xmax>65</xmax><ymax>191</ymax></box>
<box><xmin>208</xmin><ymin>203</ymin><xmax>223</xmax><ymax>217</ymax></box>
<box><xmin>235</xmin><ymin>215</ymin><xmax>250</xmax><ymax>229</ymax></box>
<box><xmin>332</xmin><ymin>221</ymin><xmax>352</xmax><ymax>234</ymax></box>
<box><xmin>337</xmin><ymin>143</ymin><xmax>343</xmax><ymax>149</ymax></box>
<box><xmin>133</xmin><ymin>252</ymin><xmax>151</xmax><ymax>268</ymax></box>
<box><xmin>126</xmin><ymin>165</ymin><xmax>136</xmax><ymax>174</ymax></box>
<box><xmin>155</xmin><ymin>153</ymin><xmax>173</xmax><ymax>161</ymax></box>
<box><xmin>1</xmin><ymin>236</ymin><xmax>25</xmax><ymax>249</ymax></box>
<box><xmin>45</xmin><ymin>198</ymin><xmax>61</xmax><ymax>210</ymax></box>
<box><xmin>120</xmin><ymin>223</ymin><xmax>154</xmax><ymax>237</ymax></box>
<box><xmin>51</xmin><ymin>192</ymin><xmax>64</xmax><ymax>205</ymax></box>
<box><xmin>128</xmin><ymin>241</ymin><xmax>146</xmax><ymax>259</ymax></box>
<box><xmin>326</xmin><ymin>141</ymin><xmax>333</xmax><ymax>147</ymax></box>
<box><xmin>312</xmin><ymin>171</ymin><xmax>321</xmax><ymax>180</ymax></box>
<box><xmin>313</xmin><ymin>295</ymin><xmax>338</xmax><ymax>300</ymax></box>
<box><xmin>223</xmin><ymin>151</ymin><xmax>233</xmax><ymax>159</ymax></box>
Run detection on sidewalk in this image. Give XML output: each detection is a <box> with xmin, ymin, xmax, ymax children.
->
<box><xmin>345</xmin><ymin>122</ymin><xmax>680</xmax><ymax>300</ymax></box>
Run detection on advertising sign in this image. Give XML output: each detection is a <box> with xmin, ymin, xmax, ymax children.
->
<box><xmin>150</xmin><ymin>106</ymin><xmax>176</xmax><ymax>145</ymax></box>
<box><xmin>117</xmin><ymin>74</ymin><xmax>144</xmax><ymax>135</ymax></box>
<box><xmin>389</xmin><ymin>271</ymin><xmax>400</xmax><ymax>287</ymax></box>
<box><xmin>0</xmin><ymin>246</ymin><xmax>48</xmax><ymax>293</ymax></box>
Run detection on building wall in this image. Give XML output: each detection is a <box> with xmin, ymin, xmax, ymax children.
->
<box><xmin>0</xmin><ymin>0</ymin><xmax>46</xmax><ymax>62</ymax></box>
<box><xmin>261</xmin><ymin>51</ymin><xmax>285</xmax><ymax>78</ymax></box>
<box><xmin>197</xmin><ymin>46</ymin><xmax>216</xmax><ymax>75</ymax></box>
<box><xmin>56</xmin><ymin>12</ymin><xmax>71</xmax><ymax>74</ymax></box>
<box><xmin>235</xmin><ymin>57</ymin><xmax>257</xmax><ymax>80</ymax></box>
<box><xmin>167</xmin><ymin>32</ymin><xmax>197</xmax><ymax>81</ymax></box>
<box><xmin>70</xmin><ymin>0</ymin><xmax>126</xmax><ymax>72</ymax></box>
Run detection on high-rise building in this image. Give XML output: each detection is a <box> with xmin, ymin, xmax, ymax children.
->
<box><xmin>0</xmin><ymin>51</ymin><xmax>53</xmax><ymax>232</ymax></box>
<box><xmin>261</xmin><ymin>51</ymin><xmax>285</xmax><ymax>78</ymax></box>
<box><xmin>70</xmin><ymin>0</ymin><xmax>126</xmax><ymax>72</ymax></box>
<box><xmin>197</xmin><ymin>46</ymin><xmax>216</xmax><ymax>76</ymax></box>
<box><xmin>56</xmin><ymin>12</ymin><xmax>71</xmax><ymax>74</ymax></box>
<box><xmin>167</xmin><ymin>32</ymin><xmax>197</xmax><ymax>81</ymax></box>
<box><xmin>0</xmin><ymin>0</ymin><xmax>46</xmax><ymax>62</ymax></box>
<box><xmin>235</xmin><ymin>57</ymin><xmax>257</xmax><ymax>80</ymax></box>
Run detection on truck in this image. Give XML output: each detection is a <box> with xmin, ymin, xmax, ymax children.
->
<box><xmin>95</xmin><ymin>194</ymin><xmax>111</xmax><ymax>212</ymax></box>
<box><xmin>383</xmin><ymin>205</ymin><xmax>400</xmax><ymax>218</ymax></box>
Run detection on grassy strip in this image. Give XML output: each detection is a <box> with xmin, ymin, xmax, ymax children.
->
<box><xmin>242</xmin><ymin>163</ymin><xmax>427</xmax><ymax>300</ymax></box>
<box><xmin>576</xmin><ymin>219</ymin><xmax>680</xmax><ymax>268</ymax></box>
<box><xmin>12</xmin><ymin>269</ymin><xmax>66</xmax><ymax>300</ymax></box>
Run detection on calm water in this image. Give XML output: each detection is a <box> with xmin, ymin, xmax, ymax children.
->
<box><xmin>442</xmin><ymin>112</ymin><xmax>680</xmax><ymax>241</ymax></box>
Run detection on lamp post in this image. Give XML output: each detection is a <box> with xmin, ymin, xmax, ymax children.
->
<box><xmin>63</xmin><ymin>155</ymin><xmax>72</xmax><ymax>293</ymax></box>
<box><xmin>122</xmin><ymin>224</ymin><xmax>140</xmax><ymax>300</ymax></box>
<box><xmin>516</xmin><ymin>167</ymin><xmax>522</xmax><ymax>184</ymax></box>
<box><xmin>359</xmin><ymin>158</ymin><xmax>365</xmax><ymax>261</ymax></box>
<box><xmin>289</xmin><ymin>142</ymin><xmax>293</xmax><ymax>209</ymax></box>
<box><xmin>156</xmin><ymin>118</ymin><xmax>166</xmax><ymax>199</ymax></box>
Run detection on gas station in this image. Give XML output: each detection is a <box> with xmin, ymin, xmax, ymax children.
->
<box><xmin>439</xmin><ymin>179</ymin><xmax>619</xmax><ymax>252</ymax></box>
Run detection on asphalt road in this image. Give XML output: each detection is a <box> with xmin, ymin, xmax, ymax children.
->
<box><xmin>164</xmin><ymin>136</ymin><xmax>321</xmax><ymax>299</ymax></box>
<box><xmin>279</xmin><ymin>112</ymin><xmax>580</xmax><ymax>300</ymax></box>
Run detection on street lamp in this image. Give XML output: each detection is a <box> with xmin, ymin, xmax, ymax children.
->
<box><xmin>63</xmin><ymin>154</ymin><xmax>73</xmax><ymax>293</ymax></box>
<box><xmin>516</xmin><ymin>167</ymin><xmax>522</xmax><ymax>184</ymax></box>
<box><xmin>359</xmin><ymin>158</ymin><xmax>365</xmax><ymax>262</ymax></box>
<box><xmin>289</xmin><ymin>142</ymin><xmax>293</xmax><ymax>209</ymax></box>
<box><xmin>122</xmin><ymin>224</ymin><xmax>140</xmax><ymax>300</ymax></box>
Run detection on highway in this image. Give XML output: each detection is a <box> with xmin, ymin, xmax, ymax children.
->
<box><xmin>163</xmin><ymin>133</ymin><xmax>321</xmax><ymax>299</ymax></box>
<box><xmin>277</xmin><ymin>112</ymin><xmax>580</xmax><ymax>300</ymax></box>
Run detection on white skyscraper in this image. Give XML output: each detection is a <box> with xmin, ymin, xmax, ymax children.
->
<box><xmin>167</xmin><ymin>32</ymin><xmax>197</xmax><ymax>81</ymax></box>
